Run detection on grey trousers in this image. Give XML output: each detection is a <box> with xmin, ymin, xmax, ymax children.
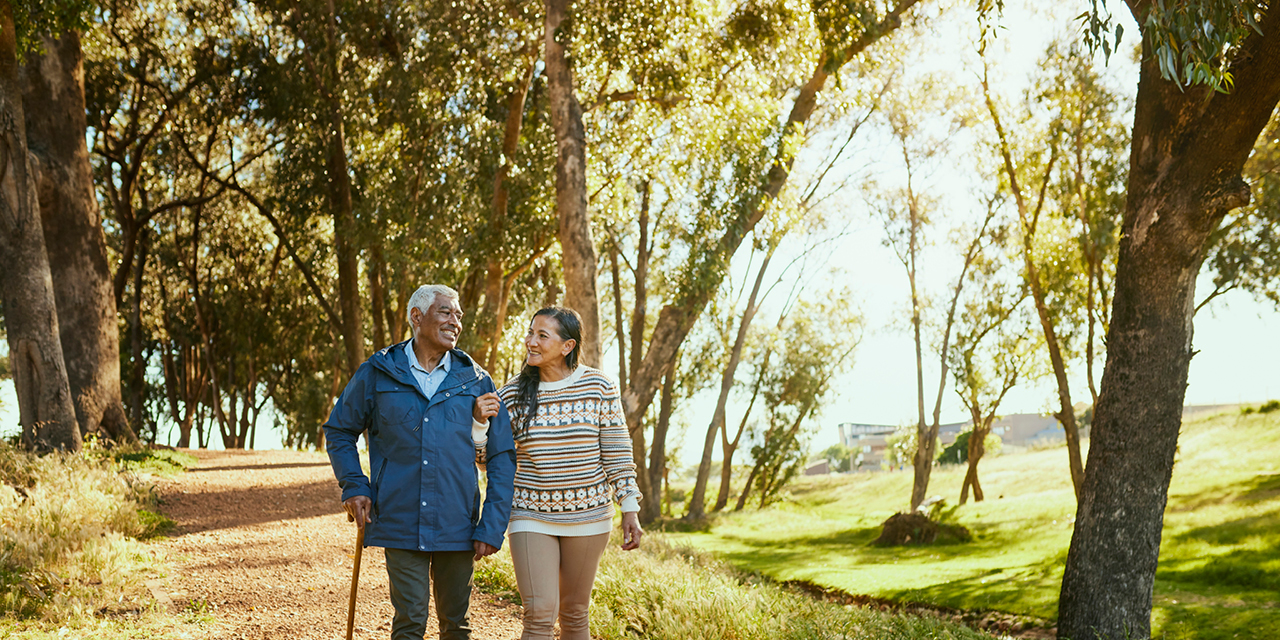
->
<box><xmin>384</xmin><ymin>548</ymin><xmax>474</xmax><ymax>640</ymax></box>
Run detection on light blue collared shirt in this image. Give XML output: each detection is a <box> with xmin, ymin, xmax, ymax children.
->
<box><xmin>406</xmin><ymin>340</ymin><xmax>451</xmax><ymax>399</ymax></box>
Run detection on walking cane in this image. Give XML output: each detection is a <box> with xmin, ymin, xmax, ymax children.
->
<box><xmin>346</xmin><ymin>526</ymin><xmax>365</xmax><ymax>640</ymax></box>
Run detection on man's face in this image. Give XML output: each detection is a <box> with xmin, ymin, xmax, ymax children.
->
<box><xmin>412</xmin><ymin>295</ymin><xmax>463</xmax><ymax>353</ymax></box>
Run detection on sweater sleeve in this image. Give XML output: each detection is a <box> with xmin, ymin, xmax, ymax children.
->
<box><xmin>597</xmin><ymin>376</ymin><xmax>642</xmax><ymax>506</ymax></box>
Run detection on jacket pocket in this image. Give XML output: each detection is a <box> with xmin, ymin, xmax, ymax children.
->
<box><xmin>375</xmin><ymin>381</ymin><xmax>418</xmax><ymax>430</ymax></box>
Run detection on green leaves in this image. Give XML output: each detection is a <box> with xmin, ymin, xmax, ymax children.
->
<box><xmin>1078</xmin><ymin>0</ymin><xmax>1265</xmax><ymax>92</ymax></box>
<box><xmin>1076</xmin><ymin>0</ymin><xmax>1121</xmax><ymax>64</ymax></box>
<box><xmin>8</xmin><ymin>0</ymin><xmax>96</xmax><ymax>58</ymax></box>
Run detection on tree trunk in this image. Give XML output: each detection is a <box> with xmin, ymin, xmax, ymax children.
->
<box><xmin>0</xmin><ymin>6</ymin><xmax>81</xmax><ymax>453</ymax></box>
<box><xmin>907</xmin><ymin>196</ymin><xmax>932</xmax><ymax>512</ymax></box>
<box><xmin>628</xmin><ymin>182</ymin><xmax>650</xmax><ymax>386</ymax></box>
<box><xmin>688</xmin><ymin>250</ymin><xmax>772</xmax><ymax>520</ymax></box>
<box><xmin>21</xmin><ymin>30</ymin><xmax>133</xmax><ymax>443</ymax></box>
<box><xmin>324</xmin><ymin>0</ymin><xmax>364</xmax><ymax>375</ymax></box>
<box><xmin>1057</xmin><ymin>11</ymin><xmax>1280</xmax><ymax>639</ymax></box>
<box><xmin>640</xmin><ymin>356</ymin><xmax>676</xmax><ymax>524</ymax></box>
<box><xmin>733</xmin><ymin>461</ymin><xmax>760</xmax><ymax>512</ymax></box>
<box><xmin>368</xmin><ymin>243</ymin><xmax>388</xmax><ymax>350</ymax></box>
<box><xmin>960</xmin><ymin>414</ymin><xmax>987</xmax><ymax>505</ymax></box>
<box><xmin>640</xmin><ymin>358</ymin><xmax>680</xmax><ymax>522</ymax></box>
<box><xmin>716</xmin><ymin>361</ymin><xmax>766</xmax><ymax>512</ymax></box>
<box><xmin>544</xmin><ymin>0</ymin><xmax>601</xmax><ymax>368</ymax></box>
<box><xmin>128</xmin><ymin>228</ymin><xmax>149</xmax><ymax>432</ymax></box>
<box><xmin>609</xmin><ymin>244</ymin><xmax>627</xmax><ymax>388</ymax></box>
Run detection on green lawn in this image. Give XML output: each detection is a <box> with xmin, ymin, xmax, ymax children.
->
<box><xmin>673</xmin><ymin>409</ymin><xmax>1280</xmax><ymax>640</ymax></box>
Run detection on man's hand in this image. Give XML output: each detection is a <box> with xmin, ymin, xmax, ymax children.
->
<box><xmin>620</xmin><ymin>512</ymin><xmax>643</xmax><ymax>551</ymax></box>
<box><xmin>472</xmin><ymin>392</ymin><xmax>500</xmax><ymax>423</ymax></box>
<box><xmin>473</xmin><ymin>541</ymin><xmax>498</xmax><ymax>561</ymax></box>
<box><xmin>343</xmin><ymin>496</ymin><xmax>372</xmax><ymax>529</ymax></box>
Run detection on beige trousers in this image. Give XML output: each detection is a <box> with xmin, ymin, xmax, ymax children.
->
<box><xmin>509</xmin><ymin>531</ymin><xmax>610</xmax><ymax>640</ymax></box>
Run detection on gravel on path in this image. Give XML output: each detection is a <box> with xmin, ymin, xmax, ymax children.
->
<box><xmin>151</xmin><ymin>449</ymin><xmax>523</xmax><ymax>640</ymax></box>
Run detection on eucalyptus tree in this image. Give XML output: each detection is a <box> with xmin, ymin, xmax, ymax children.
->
<box><xmin>0</xmin><ymin>0</ymin><xmax>81</xmax><ymax>452</ymax></box>
<box><xmin>566</xmin><ymin>0</ymin><xmax>932</xmax><ymax>451</ymax></box>
<box><xmin>1052</xmin><ymin>3</ymin><xmax>1280</xmax><ymax>638</ymax></box>
<box><xmin>734</xmin><ymin>294</ymin><xmax>860</xmax><ymax>509</ymax></box>
<box><xmin>21</xmin><ymin>26</ymin><xmax>134</xmax><ymax>443</ymax></box>
<box><xmin>554</xmin><ymin>3</ymin><xmax>934</xmax><ymax>521</ymax></box>
<box><xmin>979</xmin><ymin>41</ymin><xmax>1127</xmax><ymax>501</ymax></box>
<box><xmin>948</xmin><ymin>234</ymin><xmax>1032</xmax><ymax>504</ymax></box>
<box><xmin>868</xmin><ymin>72</ymin><xmax>987</xmax><ymax>512</ymax></box>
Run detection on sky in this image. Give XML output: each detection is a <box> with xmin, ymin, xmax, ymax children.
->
<box><xmin>3</xmin><ymin>1</ymin><xmax>1278</xmax><ymax>462</ymax></box>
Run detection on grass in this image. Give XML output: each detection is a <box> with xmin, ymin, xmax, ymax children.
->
<box><xmin>476</xmin><ymin>530</ymin><xmax>996</xmax><ymax>639</ymax></box>
<box><xmin>671</xmin><ymin>408</ymin><xmax>1280</xmax><ymax>640</ymax></box>
<box><xmin>0</xmin><ymin>441</ymin><xmax>182</xmax><ymax>627</ymax></box>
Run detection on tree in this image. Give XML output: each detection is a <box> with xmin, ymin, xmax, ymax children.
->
<box><xmin>817</xmin><ymin>443</ymin><xmax>856</xmax><ymax>473</ymax></box>
<box><xmin>1057</xmin><ymin>3</ymin><xmax>1280</xmax><ymax>638</ymax></box>
<box><xmin>0</xmin><ymin>0</ymin><xmax>81</xmax><ymax>452</ymax></box>
<box><xmin>618</xmin><ymin>0</ymin><xmax>928</xmax><ymax>451</ymax></box>
<box><xmin>734</xmin><ymin>294</ymin><xmax>860</xmax><ymax>509</ymax></box>
<box><xmin>949</xmin><ymin>239</ymin><xmax>1031</xmax><ymax>504</ymax></box>
<box><xmin>21</xmin><ymin>24</ymin><xmax>134</xmax><ymax>443</ymax></box>
<box><xmin>981</xmin><ymin>54</ymin><xmax>1084</xmax><ymax>500</ymax></box>
<box><xmin>869</xmin><ymin>74</ymin><xmax>986</xmax><ymax>512</ymax></box>
<box><xmin>543</xmin><ymin>0</ymin><xmax>601</xmax><ymax>368</ymax></box>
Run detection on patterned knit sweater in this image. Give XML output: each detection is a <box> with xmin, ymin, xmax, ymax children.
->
<box><xmin>496</xmin><ymin>366</ymin><xmax>642</xmax><ymax>526</ymax></box>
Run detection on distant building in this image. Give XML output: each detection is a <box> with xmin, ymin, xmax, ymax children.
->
<box><xmin>804</xmin><ymin>460</ymin><xmax>830</xmax><ymax>476</ymax></box>
<box><xmin>824</xmin><ymin>405</ymin><xmax>1231</xmax><ymax>472</ymax></box>
<box><xmin>837</xmin><ymin>422</ymin><xmax>895</xmax><ymax>470</ymax></box>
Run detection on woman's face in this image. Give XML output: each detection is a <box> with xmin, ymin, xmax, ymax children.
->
<box><xmin>525</xmin><ymin>314</ymin><xmax>575</xmax><ymax>369</ymax></box>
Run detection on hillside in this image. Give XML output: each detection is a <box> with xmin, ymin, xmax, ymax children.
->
<box><xmin>677</xmin><ymin>408</ymin><xmax>1280</xmax><ymax>640</ymax></box>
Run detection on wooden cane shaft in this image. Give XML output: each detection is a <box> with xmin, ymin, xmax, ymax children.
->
<box><xmin>346</xmin><ymin>526</ymin><xmax>365</xmax><ymax>640</ymax></box>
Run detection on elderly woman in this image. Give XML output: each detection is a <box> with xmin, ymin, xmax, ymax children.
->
<box><xmin>490</xmin><ymin>306</ymin><xmax>643</xmax><ymax>640</ymax></box>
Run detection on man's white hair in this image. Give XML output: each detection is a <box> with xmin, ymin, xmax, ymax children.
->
<box><xmin>407</xmin><ymin>284</ymin><xmax>460</xmax><ymax>325</ymax></box>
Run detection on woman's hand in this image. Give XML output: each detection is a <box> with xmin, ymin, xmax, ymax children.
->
<box><xmin>620</xmin><ymin>511</ymin><xmax>643</xmax><ymax>551</ymax></box>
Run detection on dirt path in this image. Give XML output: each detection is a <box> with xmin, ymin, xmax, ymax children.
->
<box><xmin>151</xmin><ymin>449</ymin><xmax>523</xmax><ymax>639</ymax></box>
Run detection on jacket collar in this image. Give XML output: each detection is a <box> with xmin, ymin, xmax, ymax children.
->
<box><xmin>370</xmin><ymin>340</ymin><xmax>488</xmax><ymax>391</ymax></box>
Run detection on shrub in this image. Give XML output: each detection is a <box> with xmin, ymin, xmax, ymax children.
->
<box><xmin>1240</xmin><ymin>400</ymin><xmax>1280</xmax><ymax>415</ymax></box>
<box><xmin>0</xmin><ymin>441</ymin><xmax>163</xmax><ymax>620</ymax></box>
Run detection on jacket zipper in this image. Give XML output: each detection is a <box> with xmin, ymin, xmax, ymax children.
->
<box><xmin>371</xmin><ymin>458</ymin><xmax>389</xmax><ymax>516</ymax></box>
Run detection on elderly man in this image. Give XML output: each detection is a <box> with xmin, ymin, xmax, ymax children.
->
<box><xmin>324</xmin><ymin>284</ymin><xmax>515</xmax><ymax>640</ymax></box>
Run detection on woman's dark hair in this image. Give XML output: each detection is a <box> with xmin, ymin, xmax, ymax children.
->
<box><xmin>513</xmin><ymin>307</ymin><xmax>583</xmax><ymax>437</ymax></box>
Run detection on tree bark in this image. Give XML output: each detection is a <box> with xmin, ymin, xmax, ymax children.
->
<box><xmin>959</xmin><ymin>408</ymin><xmax>987</xmax><ymax>505</ymax></box>
<box><xmin>0</xmin><ymin>4</ymin><xmax>81</xmax><ymax>453</ymax></box>
<box><xmin>628</xmin><ymin>182</ymin><xmax>650</xmax><ymax>385</ymax></box>
<box><xmin>1058</xmin><ymin>9</ymin><xmax>1280</xmax><ymax>639</ymax></box>
<box><xmin>907</xmin><ymin>191</ymin><xmax>932</xmax><ymax>512</ymax></box>
<box><xmin>609</xmin><ymin>243</ymin><xmax>626</xmax><ymax>388</ymax></box>
<box><xmin>127</xmin><ymin>228</ymin><xmax>149</xmax><ymax>432</ymax></box>
<box><xmin>21</xmin><ymin>30</ymin><xmax>133</xmax><ymax>443</ymax></box>
<box><xmin>544</xmin><ymin>0</ymin><xmax>601</xmax><ymax>368</ymax></box>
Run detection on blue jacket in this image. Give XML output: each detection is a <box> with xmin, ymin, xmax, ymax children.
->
<box><xmin>323</xmin><ymin>341</ymin><xmax>516</xmax><ymax>552</ymax></box>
